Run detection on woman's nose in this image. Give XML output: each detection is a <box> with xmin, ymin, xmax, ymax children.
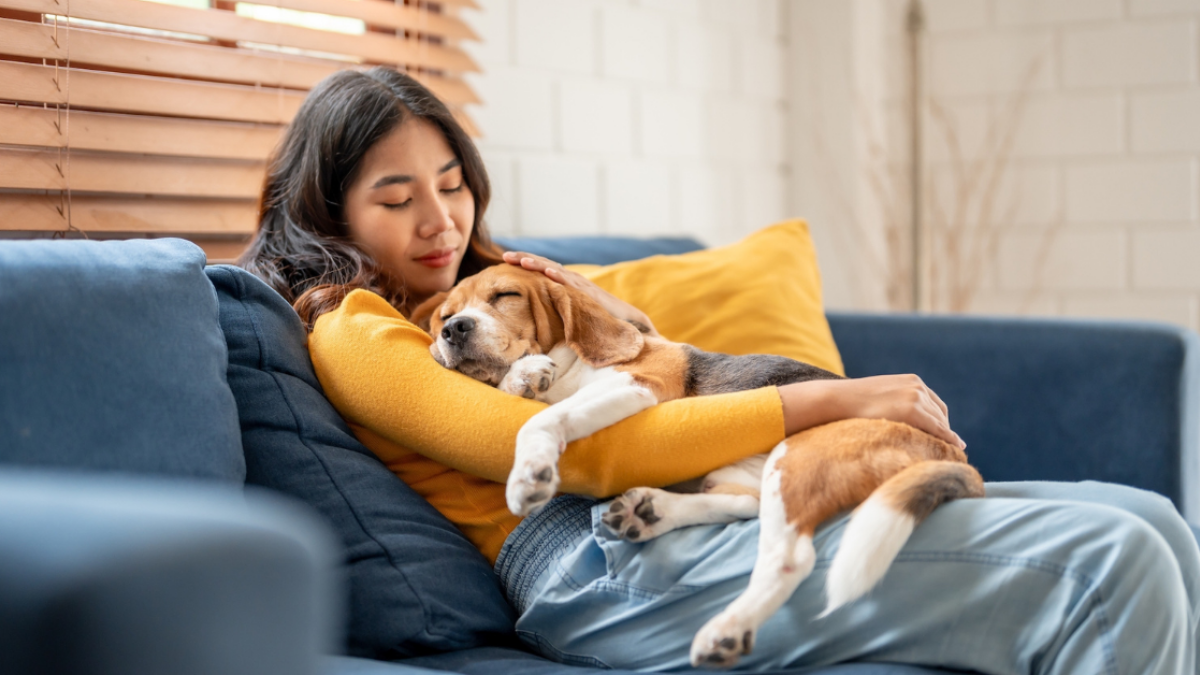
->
<box><xmin>416</xmin><ymin>191</ymin><xmax>455</xmax><ymax>238</ymax></box>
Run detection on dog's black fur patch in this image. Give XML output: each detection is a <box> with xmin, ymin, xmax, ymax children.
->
<box><xmin>684</xmin><ymin>348</ymin><xmax>843</xmax><ymax>396</ymax></box>
<box><xmin>896</xmin><ymin>465</ymin><xmax>983</xmax><ymax>520</ymax></box>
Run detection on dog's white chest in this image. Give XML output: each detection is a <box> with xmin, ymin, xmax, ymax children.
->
<box><xmin>540</xmin><ymin>344</ymin><xmax>602</xmax><ymax>404</ymax></box>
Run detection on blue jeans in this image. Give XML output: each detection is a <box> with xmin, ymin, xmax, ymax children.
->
<box><xmin>499</xmin><ymin>482</ymin><xmax>1199</xmax><ymax>674</ymax></box>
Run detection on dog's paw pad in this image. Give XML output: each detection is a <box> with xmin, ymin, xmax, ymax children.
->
<box><xmin>691</xmin><ymin>614</ymin><xmax>755</xmax><ymax>669</ymax></box>
<box><xmin>506</xmin><ymin>459</ymin><xmax>560</xmax><ymax>516</ymax></box>
<box><xmin>601</xmin><ymin>488</ymin><xmax>667</xmax><ymax>542</ymax></box>
<box><xmin>500</xmin><ymin>356</ymin><xmax>558</xmax><ymax>400</ymax></box>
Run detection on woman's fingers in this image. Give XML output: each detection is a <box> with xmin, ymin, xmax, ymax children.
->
<box><xmin>925</xmin><ymin>381</ymin><xmax>950</xmax><ymax>419</ymax></box>
<box><xmin>914</xmin><ymin>408</ymin><xmax>965</xmax><ymax>449</ymax></box>
<box><xmin>503</xmin><ymin>250</ymin><xmax>556</xmax><ymax>271</ymax></box>
<box><xmin>503</xmin><ymin>251</ymin><xmax>576</xmax><ymax>284</ymax></box>
<box><xmin>913</xmin><ymin>380</ymin><xmax>961</xmax><ymax>447</ymax></box>
<box><xmin>847</xmin><ymin>375</ymin><xmax>966</xmax><ymax>449</ymax></box>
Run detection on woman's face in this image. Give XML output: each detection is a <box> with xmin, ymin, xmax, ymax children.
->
<box><xmin>343</xmin><ymin>117</ymin><xmax>475</xmax><ymax>307</ymax></box>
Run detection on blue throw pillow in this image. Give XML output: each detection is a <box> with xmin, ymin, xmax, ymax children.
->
<box><xmin>0</xmin><ymin>239</ymin><xmax>243</xmax><ymax>482</ymax></box>
<box><xmin>205</xmin><ymin>265</ymin><xmax>515</xmax><ymax>659</ymax></box>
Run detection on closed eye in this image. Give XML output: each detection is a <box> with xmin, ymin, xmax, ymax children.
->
<box><xmin>489</xmin><ymin>291</ymin><xmax>521</xmax><ymax>303</ymax></box>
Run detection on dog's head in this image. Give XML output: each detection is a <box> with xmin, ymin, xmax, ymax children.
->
<box><xmin>410</xmin><ymin>265</ymin><xmax>644</xmax><ymax>385</ymax></box>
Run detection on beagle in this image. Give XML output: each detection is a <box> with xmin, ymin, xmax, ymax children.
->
<box><xmin>412</xmin><ymin>264</ymin><xmax>983</xmax><ymax>669</ymax></box>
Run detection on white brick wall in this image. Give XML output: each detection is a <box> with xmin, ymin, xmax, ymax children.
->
<box><xmin>1062</xmin><ymin>22</ymin><xmax>1196</xmax><ymax>88</ymax></box>
<box><xmin>462</xmin><ymin>0</ymin><xmax>789</xmax><ymax>246</ymax></box>
<box><xmin>790</xmin><ymin>0</ymin><xmax>1200</xmax><ymax>332</ymax></box>
<box><xmin>464</xmin><ymin>0</ymin><xmax>1200</xmax><ymax>333</ymax></box>
<box><xmin>929</xmin><ymin>1</ymin><xmax>1200</xmax><ymax>331</ymax></box>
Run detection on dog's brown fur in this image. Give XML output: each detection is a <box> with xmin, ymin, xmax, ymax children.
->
<box><xmin>776</xmin><ymin>419</ymin><xmax>981</xmax><ymax>537</ymax></box>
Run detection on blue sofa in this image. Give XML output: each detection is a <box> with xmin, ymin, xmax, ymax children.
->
<box><xmin>1</xmin><ymin>235</ymin><xmax>1197</xmax><ymax>675</ymax></box>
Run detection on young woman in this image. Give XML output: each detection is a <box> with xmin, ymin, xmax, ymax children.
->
<box><xmin>240</xmin><ymin>66</ymin><xmax>1198</xmax><ymax>674</ymax></box>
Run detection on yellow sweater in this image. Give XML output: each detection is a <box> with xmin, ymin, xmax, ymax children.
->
<box><xmin>309</xmin><ymin>289</ymin><xmax>787</xmax><ymax>563</ymax></box>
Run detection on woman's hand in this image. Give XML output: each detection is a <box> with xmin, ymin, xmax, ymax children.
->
<box><xmin>778</xmin><ymin>375</ymin><xmax>966</xmax><ymax>449</ymax></box>
<box><xmin>502</xmin><ymin>251</ymin><xmax>659</xmax><ymax>336</ymax></box>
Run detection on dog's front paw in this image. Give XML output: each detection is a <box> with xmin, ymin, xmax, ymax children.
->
<box><xmin>601</xmin><ymin>487</ymin><xmax>671</xmax><ymax>542</ymax></box>
<box><xmin>498</xmin><ymin>355</ymin><xmax>557</xmax><ymax>400</ymax></box>
<box><xmin>690</xmin><ymin>612</ymin><xmax>756</xmax><ymax>669</ymax></box>
<box><xmin>506</xmin><ymin>436</ymin><xmax>563</xmax><ymax>516</ymax></box>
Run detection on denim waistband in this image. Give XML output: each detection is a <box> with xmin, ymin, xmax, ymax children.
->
<box><xmin>495</xmin><ymin>494</ymin><xmax>596</xmax><ymax>614</ymax></box>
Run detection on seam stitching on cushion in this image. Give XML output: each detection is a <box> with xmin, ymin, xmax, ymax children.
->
<box><xmin>231</xmin><ymin>271</ymin><xmax>439</xmax><ymax>646</ymax></box>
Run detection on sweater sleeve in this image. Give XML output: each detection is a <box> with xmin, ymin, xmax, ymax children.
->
<box><xmin>308</xmin><ymin>289</ymin><xmax>786</xmax><ymax>498</ymax></box>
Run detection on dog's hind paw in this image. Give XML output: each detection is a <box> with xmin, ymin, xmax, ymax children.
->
<box><xmin>690</xmin><ymin>613</ymin><xmax>756</xmax><ymax>669</ymax></box>
<box><xmin>601</xmin><ymin>487</ymin><xmax>670</xmax><ymax>542</ymax></box>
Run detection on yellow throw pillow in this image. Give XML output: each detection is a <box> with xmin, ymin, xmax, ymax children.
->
<box><xmin>570</xmin><ymin>219</ymin><xmax>844</xmax><ymax>376</ymax></box>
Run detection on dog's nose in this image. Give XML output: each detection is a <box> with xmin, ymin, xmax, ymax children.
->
<box><xmin>441</xmin><ymin>316</ymin><xmax>476</xmax><ymax>346</ymax></box>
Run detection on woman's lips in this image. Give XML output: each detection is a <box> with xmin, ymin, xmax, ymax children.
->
<box><xmin>415</xmin><ymin>247</ymin><xmax>456</xmax><ymax>268</ymax></box>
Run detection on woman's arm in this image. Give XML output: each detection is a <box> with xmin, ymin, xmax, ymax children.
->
<box><xmin>309</xmin><ymin>289</ymin><xmax>784</xmax><ymax>498</ymax></box>
<box><xmin>779</xmin><ymin>376</ymin><xmax>965</xmax><ymax>448</ymax></box>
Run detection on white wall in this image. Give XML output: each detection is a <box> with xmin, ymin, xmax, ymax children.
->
<box><xmin>928</xmin><ymin>0</ymin><xmax>1200</xmax><ymax>332</ymax></box>
<box><xmin>465</xmin><ymin>0</ymin><xmax>1200</xmax><ymax>333</ymax></box>
<box><xmin>789</xmin><ymin>0</ymin><xmax>1200</xmax><ymax>332</ymax></box>
<box><xmin>461</xmin><ymin>0</ymin><xmax>792</xmax><ymax>246</ymax></box>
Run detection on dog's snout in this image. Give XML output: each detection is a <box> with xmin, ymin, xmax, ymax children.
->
<box><xmin>441</xmin><ymin>316</ymin><xmax>476</xmax><ymax>346</ymax></box>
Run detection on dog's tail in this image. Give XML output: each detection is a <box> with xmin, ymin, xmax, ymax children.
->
<box><xmin>821</xmin><ymin>460</ymin><xmax>984</xmax><ymax>617</ymax></box>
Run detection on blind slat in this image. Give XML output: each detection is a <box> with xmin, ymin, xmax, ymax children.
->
<box><xmin>0</xmin><ymin>56</ymin><xmax>66</xmax><ymax>106</ymax></box>
<box><xmin>0</xmin><ymin>0</ymin><xmax>480</xmax><ymax>72</ymax></box>
<box><xmin>0</xmin><ymin>60</ymin><xmax>304</xmax><ymax>123</ymax></box>
<box><xmin>0</xmin><ymin>104</ymin><xmax>282</xmax><ymax>159</ymax></box>
<box><xmin>194</xmin><ymin>237</ymin><xmax>252</xmax><ymax>263</ymax></box>
<box><xmin>435</xmin><ymin>0</ymin><xmax>480</xmax><ymax>9</ymax></box>
<box><xmin>1</xmin><ymin>194</ymin><xmax>257</xmax><ymax>233</ymax></box>
<box><xmin>414</xmin><ymin>71</ymin><xmax>481</xmax><ymax>106</ymax></box>
<box><xmin>267</xmin><ymin>0</ymin><xmax>478</xmax><ymax>41</ymax></box>
<box><xmin>0</xmin><ymin>17</ymin><xmax>338</xmax><ymax>90</ymax></box>
<box><xmin>0</xmin><ymin>18</ymin><xmax>480</xmax><ymax>104</ymax></box>
<box><xmin>0</xmin><ymin>147</ymin><xmax>264</xmax><ymax>197</ymax></box>
<box><xmin>0</xmin><ymin>0</ymin><xmax>482</xmax><ymax>242</ymax></box>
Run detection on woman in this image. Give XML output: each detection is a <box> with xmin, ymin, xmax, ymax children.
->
<box><xmin>240</xmin><ymin>67</ymin><xmax>1198</xmax><ymax>674</ymax></box>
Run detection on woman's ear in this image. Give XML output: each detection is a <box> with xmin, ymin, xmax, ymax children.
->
<box><xmin>548</xmin><ymin>284</ymin><xmax>644</xmax><ymax>367</ymax></box>
<box><xmin>409</xmin><ymin>291</ymin><xmax>449</xmax><ymax>333</ymax></box>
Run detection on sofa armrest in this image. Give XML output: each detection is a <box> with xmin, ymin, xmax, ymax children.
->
<box><xmin>0</xmin><ymin>470</ymin><xmax>340</xmax><ymax>675</ymax></box>
<box><xmin>827</xmin><ymin>313</ymin><xmax>1200</xmax><ymax>520</ymax></box>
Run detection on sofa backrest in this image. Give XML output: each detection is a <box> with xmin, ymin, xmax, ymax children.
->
<box><xmin>494</xmin><ymin>235</ymin><xmax>704</xmax><ymax>265</ymax></box>
<box><xmin>0</xmin><ymin>239</ymin><xmax>243</xmax><ymax>482</ymax></box>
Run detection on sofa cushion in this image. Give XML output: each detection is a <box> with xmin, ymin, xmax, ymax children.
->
<box><xmin>0</xmin><ymin>239</ymin><xmax>243</xmax><ymax>482</ymax></box>
<box><xmin>206</xmin><ymin>265</ymin><xmax>515</xmax><ymax>659</ymax></box>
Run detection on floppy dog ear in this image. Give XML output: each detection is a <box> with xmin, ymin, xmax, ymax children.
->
<box><xmin>408</xmin><ymin>291</ymin><xmax>449</xmax><ymax>333</ymax></box>
<box><xmin>528</xmin><ymin>283</ymin><xmax>565</xmax><ymax>354</ymax></box>
<box><xmin>548</xmin><ymin>284</ymin><xmax>644</xmax><ymax>367</ymax></box>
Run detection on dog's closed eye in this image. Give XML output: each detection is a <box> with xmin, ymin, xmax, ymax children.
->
<box><xmin>490</xmin><ymin>291</ymin><xmax>522</xmax><ymax>303</ymax></box>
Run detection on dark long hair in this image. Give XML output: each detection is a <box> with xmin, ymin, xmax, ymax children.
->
<box><xmin>238</xmin><ymin>66</ymin><xmax>503</xmax><ymax>328</ymax></box>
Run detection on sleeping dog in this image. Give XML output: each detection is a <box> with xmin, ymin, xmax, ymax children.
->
<box><xmin>412</xmin><ymin>264</ymin><xmax>983</xmax><ymax>668</ymax></box>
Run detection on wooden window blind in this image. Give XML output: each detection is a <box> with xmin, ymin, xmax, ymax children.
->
<box><xmin>0</xmin><ymin>0</ymin><xmax>481</xmax><ymax>262</ymax></box>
